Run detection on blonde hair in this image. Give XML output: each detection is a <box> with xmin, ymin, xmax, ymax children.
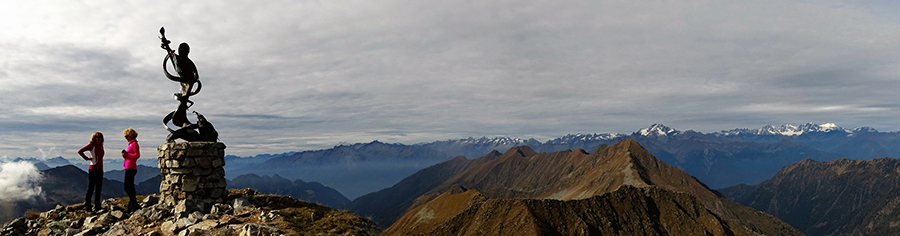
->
<box><xmin>89</xmin><ymin>132</ymin><xmax>103</xmax><ymax>144</ymax></box>
<box><xmin>123</xmin><ymin>128</ymin><xmax>138</xmax><ymax>139</ymax></box>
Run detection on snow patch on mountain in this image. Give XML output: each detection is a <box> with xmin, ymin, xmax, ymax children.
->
<box><xmin>719</xmin><ymin>123</ymin><xmax>872</xmax><ymax>136</ymax></box>
<box><xmin>453</xmin><ymin>136</ymin><xmax>538</xmax><ymax>146</ymax></box>
<box><xmin>545</xmin><ymin>133</ymin><xmax>624</xmax><ymax>144</ymax></box>
<box><xmin>637</xmin><ymin>124</ymin><xmax>680</xmax><ymax>137</ymax></box>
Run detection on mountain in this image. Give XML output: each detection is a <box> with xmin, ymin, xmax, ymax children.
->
<box><xmin>720</xmin><ymin>157</ymin><xmax>900</xmax><ymax>236</ymax></box>
<box><xmin>386</xmin><ymin>186</ymin><xmax>796</xmax><ymax>236</ymax></box>
<box><xmin>344</xmin><ymin>154</ymin><xmax>495</xmax><ymax>227</ymax></box>
<box><xmin>136</xmin><ymin>175</ymin><xmax>162</xmax><ymax>195</ymax></box>
<box><xmin>104</xmin><ymin>165</ymin><xmax>162</xmax><ymax>183</ymax></box>
<box><xmin>720</xmin><ymin>123</ymin><xmax>846</xmax><ymax>136</ymax></box>
<box><xmin>32</xmin><ymin>162</ymin><xmax>51</xmax><ymax>171</ymax></box>
<box><xmin>39</xmin><ymin>156</ymin><xmax>72</xmax><ymax>167</ymax></box>
<box><xmin>1</xmin><ymin>189</ymin><xmax>379</xmax><ymax>235</ymax></box>
<box><xmin>1</xmin><ymin>156</ymin><xmax>71</xmax><ymax>169</ymax></box>
<box><xmin>223</xmin><ymin>153</ymin><xmax>282</xmax><ymax>179</ymax></box>
<box><xmin>637</xmin><ymin>123</ymin><xmax>680</xmax><ymax>138</ymax></box>
<box><xmin>237</xmin><ymin>138</ymin><xmax>538</xmax><ymax>199</ymax></box>
<box><xmin>351</xmin><ymin>139</ymin><xmax>801</xmax><ymax>235</ymax></box>
<box><xmin>228</xmin><ymin>174</ymin><xmax>350</xmax><ymax>208</ymax></box>
<box><xmin>634</xmin><ymin>138</ymin><xmax>842</xmax><ymax>188</ymax></box>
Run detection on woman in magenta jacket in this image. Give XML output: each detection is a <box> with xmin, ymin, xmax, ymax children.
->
<box><xmin>121</xmin><ymin>128</ymin><xmax>140</xmax><ymax>211</ymax></box>
<box><xmin>77</xmin><ymin>132</ymin><xmax>104</xmax><ymax>211</ymax></box>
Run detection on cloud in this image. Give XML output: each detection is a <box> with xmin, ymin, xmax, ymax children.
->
<box><xmin>0</xmin><ymin>161</ymin><xmax>43</xmax><ymax>201</ymax></box>
<box><xmin>2</xmin><ymin>1</ymin><xmax>900</xmax><ymax>157</ymax></box>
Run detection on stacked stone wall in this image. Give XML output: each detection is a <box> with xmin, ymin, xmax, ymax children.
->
<box><xmin>157</xmin><ymin>142</ymin><xmax>227</xmax><ymax>207</ymax></box>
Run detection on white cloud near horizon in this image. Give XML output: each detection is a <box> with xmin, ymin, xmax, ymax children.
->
<box><xmin>0</xmin><ymin>162</ymin><xmax>43</xmax><ymax>202</ymax></box>
<box><xmin>1</xmin><ymin>0</ymin><xmax>900</xmax><ymax>157</ymax></box>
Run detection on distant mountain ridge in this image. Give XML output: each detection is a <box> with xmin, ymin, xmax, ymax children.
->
<box><xmin>104</xmin><ymin>165</ymin><xmax>161</xmax><ymax>183</ymax></box>
<box><xmin>0</xmin><ymin>156</ymin><xmax>71</xmax><ymax>170</ymax></box>
<box><xmin>242</xmin><ymin>123</ymin><xmax>894</xmax><ymax>199</ymax></box>
<box><xmin>373</xmin><ymin>139</ymin><xmax>801</xmax><ymax>235</ymax></box>
<box><xmin>229</xmin><ymin>173</ymin><xmax>350</xmax><ymax>208</ymax></box>
<box><xmin>718</xmin><ymin>123</ymin><xmax>875</xmax><ymax>136</ymax></box>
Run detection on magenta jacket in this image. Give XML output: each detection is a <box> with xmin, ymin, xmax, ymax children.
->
<box><xmin>78</xmin><ymin>142</ymin><xmax>104</xmax><ymax>170</ymax></box>
<box><xmin>123</xmin><ymin>139</ymin><xmax>140</xmax><ymax>170</ymax></box>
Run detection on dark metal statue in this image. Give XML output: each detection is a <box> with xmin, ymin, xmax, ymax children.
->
<box><xmin>159</xmin><ymin>27</ymin><xmax>218</xmax><ymax>142</ymax></box>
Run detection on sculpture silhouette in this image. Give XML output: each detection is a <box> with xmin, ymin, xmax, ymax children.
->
<box><xmin>159</xmin><ymin>27</ymin><xmax>218</xmax><ymax>142</ymax></box>
<box><xmin>161</xmin><ymin>28</ymin><xmax>200</xmax><ymax>100</ymax></box>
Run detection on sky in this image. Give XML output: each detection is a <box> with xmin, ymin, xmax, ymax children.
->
<box><xmin>2</xmin><ymin>0</ymin><xmax>900</xmax><ymax>158</ymax></box>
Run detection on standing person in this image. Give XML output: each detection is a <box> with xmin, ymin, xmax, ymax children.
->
<box><xmin>77</xmin><ymin>132</ymin><xmax>104</xmax><ymax>212</ymax></box>
<box><xmin>121</xmin><ymin>128</ymin><xmax>141</xmax><ymax>211</ymax></box>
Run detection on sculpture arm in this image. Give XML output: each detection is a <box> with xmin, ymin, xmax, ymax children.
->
<box><xmin>163</xmin><ymin>54</ymin><xmax>185</xmax><ymax>82</ymax></box>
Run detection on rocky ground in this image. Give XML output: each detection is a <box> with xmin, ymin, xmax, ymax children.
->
<box><xmin>0</xmin><ymin>189</ymin><xmax>379</xmax><ymax>236</ymax></box>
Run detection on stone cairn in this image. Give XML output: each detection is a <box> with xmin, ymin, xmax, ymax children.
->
<box><xmin>158</xmin><ymin>142</ymin><xmax>227</xmax><ymax>209</ymax></box>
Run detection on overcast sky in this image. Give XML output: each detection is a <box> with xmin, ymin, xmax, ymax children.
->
<box><xmin>2</xmin><ymin>0</ymin><xmax>900</xmax><ymax>158</ymax></box>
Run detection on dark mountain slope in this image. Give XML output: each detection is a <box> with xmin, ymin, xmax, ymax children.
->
<box><xmin>104</xmin><ymin>165</ymin><xmax>160</xmax><ymax>183</ymax></box>
<box><xmin>720</xmin><ymin>157</ymin><xmax>900</xmax><ymax>235</ymax></box>
<box><xmin>345</xmin><ymin>152</ymin><xmax>501</xmax><ymax>227</ymax></box>
<box><xmin>386</xmin><ymin>186</ymin><xmax>798</xmax><ymax>236</ymax></box>
<box><xmin>228</xmin><ymin>174</ymin><xmax>350</xmax><ymax>208</ymax></box>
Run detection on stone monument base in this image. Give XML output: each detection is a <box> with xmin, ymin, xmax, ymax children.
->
<box><xmin>157</xmin><ymin>142</ymin><xmax>227</xmax><ymax>208</ymax></box>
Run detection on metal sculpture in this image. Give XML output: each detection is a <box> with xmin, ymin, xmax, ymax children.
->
<box><xmin>159</xmin><ymin>27</ymin><xmax>218</xmax><ymax>142</ymax></box>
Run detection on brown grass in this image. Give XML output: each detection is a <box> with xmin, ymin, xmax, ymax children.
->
<box><xmin>24</xmin><ymin>209</ymin><xmax>40</xmax><ymax>220</ymax></box>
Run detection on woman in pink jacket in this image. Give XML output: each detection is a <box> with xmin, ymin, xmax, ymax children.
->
<box><xmin>77</xmin><ymin>132</ymin><xmax>104</xmax><ymax>211</ymax></box>
<box><xmin>121</xmin><ymin>128</ymin><xmax>140</xmax><ymax>211</ymax></box>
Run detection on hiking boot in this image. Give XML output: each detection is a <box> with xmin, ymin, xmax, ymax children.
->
<box><xmin>128</xmin><ymin>202</ymin><xmax>141</xmax><ymax>212</ymax></box>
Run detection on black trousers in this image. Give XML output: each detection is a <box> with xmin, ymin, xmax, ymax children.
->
<box><xmin>124</xmin><ymin>169</ymin><xmax>137</xmax><ymax>205</ymax></box>
<box><xmin>85</xmin><ymin>168</ymin><xmax>103</xmax><ymax>207</ymax></box>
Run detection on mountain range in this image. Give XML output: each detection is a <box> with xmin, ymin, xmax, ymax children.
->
<box><xmin>228</xmin><ymin>173</ymin><xmax>350</xmax><ymax>208</ymax></box>
<box><xmin>3</xmin><ymin>122</ymin><xmax>891</xmax><ymax>200</ymax></box>
<box><xmin>239</xmin><ymin>123</ymin><xmax>895</xmax><ymax>199</ymax></box>
<box><xmin>0</xmin><ymin>157</ymin><xmax>71</xmax><ymax>171</ymax></box>
<box><xmin>353</xmin><ymin>139</ymin><xmax>801</xmax><ymax>235</ymax></box>
<box><xmin>720</xmin><ymin>157</ymin><xmax>900</xmax><ymax>236</ymax></box>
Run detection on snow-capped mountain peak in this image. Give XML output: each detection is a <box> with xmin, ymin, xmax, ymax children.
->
<box><xmin>637</xmin><ymin>124</ymin><xmax>679</xmax><ymax>137</ymax></box>
<box><xmin>449</xmin><ymin>136</ymin><xmax>540</xmax><ymax>146</ymax></box>
<box><xmin>544</xmin><ymin>133</ymin><xmax>624</xmax><ymax>144</ymax></box>
<box><xmin>721</xmin><ymin>123</ymin><xmax>859</xmax><ymax>136</ymax></box>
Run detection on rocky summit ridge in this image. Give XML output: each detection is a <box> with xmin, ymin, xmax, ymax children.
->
<box><xmin>387</xmin><ymin>186</ymin><xmax>796</xmax><ymax>236</ymax></box>
<box><xmin>1</xmin><ymin>189</ymin><xmax>378</xmax><ymax>236</ymax></box>
<box><xmin>370</xmin><ymin>139</ymin><xmax>801</xmax><ymax>236</ymax></box>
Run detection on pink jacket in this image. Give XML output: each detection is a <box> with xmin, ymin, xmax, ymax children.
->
<box><xmin>123</xmin><ymin>139</ymin><xmax>140</xmax><ymax>170</ymax></box>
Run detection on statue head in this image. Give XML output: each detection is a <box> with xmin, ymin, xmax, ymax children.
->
<box><xmin>178</xmin><ymin>43</ymin><xmax>190</xmax><ymax>56</ymax></box>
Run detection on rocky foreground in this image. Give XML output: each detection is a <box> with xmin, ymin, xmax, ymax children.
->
<box><xmin>0</xmin><ymin>189</ymin><xmax>379</xmax><ymax>236</ymax></box>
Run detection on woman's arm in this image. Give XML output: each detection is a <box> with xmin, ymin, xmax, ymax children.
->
<box><xmin>77</xmin><ymin>143</ymin><xmax>93</xmax><ymax>160</ymax></box>
<box><xmin>124</xmin><ymin>141</ymin><xmax>141</xmax><ymax>160</ymax></box>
